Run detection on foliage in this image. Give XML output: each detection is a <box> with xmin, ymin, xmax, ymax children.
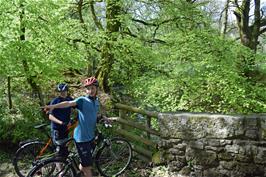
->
<box><xmin>1</xmin><ymin>0</ymin><xmax>266</xmax><ymax>145</ymax></box>
<box><xmin>0</xmin><ymin>0</ymin><xmax>86</xmax><ymax>82</ymax></box>
<box><xmin>110</xmin><ymin>29</ymin><xmax>266</xmax><ymax>114</ymax></box>
<box><xmin>0</xmin><ymin>96</ymin><xmax>47</xmax><ymax>143</ymax></box>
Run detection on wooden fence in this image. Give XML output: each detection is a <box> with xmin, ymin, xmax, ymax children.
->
<box><xmin>109</xmin><ymin>103</ymin><xmax>162</xmax><ymax>162</ymax></box>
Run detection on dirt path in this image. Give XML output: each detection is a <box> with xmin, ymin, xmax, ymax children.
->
<box><xmin>0</xmin><ymin>148</ymin><xmax>187</xmax><ymax>177</ymax></box>
<box><xmin>0</xmin><ymin>148</ymin><xmax>17</xmax><ymax>177</ymax></box>
<box><xmin>0</xmin><ymin>162</ymin><xmax>17</xmax><ymax>177</ymax></box>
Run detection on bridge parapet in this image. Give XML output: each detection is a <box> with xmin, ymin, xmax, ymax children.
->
<box><xmin>158</xmin><ymin>113</ymin><xmax>266</xmax><ymax>177</ymax></box>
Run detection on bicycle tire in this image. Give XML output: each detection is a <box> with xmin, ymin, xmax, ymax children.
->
<box><xmin>13</xmin><ymin>141</ymin><xmax>54</xmax><ymax>177</ymax></box>
<box><xmin>27</xmin><ymin>158</ymin><xmax>76</xmax><ymax>177</ymax></box>
<box><xmin>95</xmin><ymin>137</ymin><xmax>132</xmax><ymax>177</ymax></box>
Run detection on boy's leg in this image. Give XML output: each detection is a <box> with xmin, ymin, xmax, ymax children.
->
<box><xmin>76</xmin><ymin>142</ymin><xmax>94</xmax><ymax>177</ymax></box>
<box><xmin>53</xmin><ymin>130</ymin><xmax>70</xmax><ymax>177</ymax></box>
<box><xmin>79</xmin><ymin>164</ymin><xmax>92</xmax><ymax>177</ymax></box>
<box><xmin>54</xmin><ymin>130</ymin><xmax>69</xmax><ymax>158</ymax></box>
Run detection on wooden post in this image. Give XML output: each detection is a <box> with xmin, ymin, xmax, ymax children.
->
<box><xmin>119</xmin><ymin>109</ymin><xmax>126</xmax><ymax>129</ymax></box>
<box><xmin>7</xmin><ymin>76</ymin><xmax>12</xmax><ymax>109</ymax></box>
<box><xmin>146</xmin><ymin>116</ymin><xmax>151</xmax><ymax>140</ymax></box>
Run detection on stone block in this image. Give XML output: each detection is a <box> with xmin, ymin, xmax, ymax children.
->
<box><xmin>220</xmin><ymin>140</ymin><xmax>232</xmax><ymax>146</ymax></box>
<box><xmin>186</xmin><ymin>148</ymin><xmax>218</xmax><ymax>167</ymax></box>
<box><xmin>219</xmin><ymin>161</ymin><xmax>236</xmax><ymax>170</ymax></box>
<box><xmin>189</xmin><ymin>140</ymin><xmax>204</xmax><ymax>150</ymax></box>
<box><xmin>205</xmin><ymin>146</ymin><xmax>223</xmax><ymax>152</ymax></box>
<box><xmin>225</xmin><ymin>144</ymin><xmax>240</xmax><ymax>153</ymax></box>
<box><xmin>254</xmin><ymin>147</ymin><xmax>266</xmax><ymax>164</ymax></box>
<box><xmin>173</xmin><ymin>143</ymin><xmax>187</xmax><ymax>150</ymax></box>
<box><xmin>260</xmin><ymin>118</ymin><xmax>266</xmax><ymax>140</ymax></box>
<box><xmin>158</xmin><ymin>113</ymin><xmax>246</xmax><ymax>139</ymax></box>
<box><xmin>168</xmin><ymin>148</ymin><xmax>185</xmax><ymax>156</ymax></box>
<box><xmin>218</xmin><ymin>152</ymin><xmax>234</xmax><ymax>161</ymax></box>
<box><xmin>207</xmin><ymin>139</ymin><xmax>220</xmax><ymax>147</ymax></box>
<box><xmin>245</xmin><ymin>129</ymin><xmax>259</xmax><ymax>140</ymax></box>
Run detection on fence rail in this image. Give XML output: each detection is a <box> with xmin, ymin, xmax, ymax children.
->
<box><xmin>111</xmin><ymin>103</ymin><xmax>161</xmax><ymax>162</ymax></box>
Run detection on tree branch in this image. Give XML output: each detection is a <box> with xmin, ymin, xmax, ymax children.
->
<box><xmin>186</xmin><ymin>0</ymin><xmax>197</xmax><ymax>3</ymax></box>
<box><xmin>77</xmin><ymin>0</ymin><xmax>84</xmax><ymax>23</ymax></box>
<box><xmin>67</xmin><ymin>38</ymin><xmax>101</xmax><ymax>52</ymax></box>
<box><xmin>122</xmin><ymin>29</ymin><xmax>166</xmax><ymax>44</ymax></box>
<box><xmin>132</xmin><ymin>17</ymin><xmax>181</xmax><ymax>27</ymax></box>
<box><xmin>132</xmin><ymin>18</ymin><xmax>158</xmax><ymax>26</ymax></box>
<box><xmin>260</xmin><ymin>27</ymin><xmax>266</xmax><ymax>35</ymax></box>
<box><xmin>260</xmin><ymin>18</ymin><xmax>266</xmax><ymax>27</ymax></box>
<box><xmin>89</xmin><ymin>1</ymin><xmax>104</xmax><ymax>30</ymax></box>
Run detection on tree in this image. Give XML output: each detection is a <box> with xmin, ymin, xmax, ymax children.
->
<box><xmin>232</xmin><ymin>0</ymin><xmax>266</xmax><ymax>52</ymax></box>
<box><xmin>220</xmin><ymin>0</ymin><xmax>230</xmax><ymax>37</ymax></box>
<box><xmin>0</xmin><ymin>0</ymin><xmax>85</xmax><ymax>105</ymax></box>
<box><xmin>95</xmin><ymin>0</ymin><xmax>122</xmax><ymax>93</ymax></box>
<box><xmin>19</xmin><ymin>1</ymin><xmax>44</xmax><ymax>106</ymax></box>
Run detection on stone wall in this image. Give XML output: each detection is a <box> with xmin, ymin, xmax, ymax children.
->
<box><xmin>158</xmin><ymin>113</ymin><xmax>266</xmax><ymax>177</ymax></box>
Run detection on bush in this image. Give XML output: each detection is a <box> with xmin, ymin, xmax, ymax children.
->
<box><xmin>0</xmin><ymin>98</ymin><xmax>47</xmax><ymax>144</ymax></box>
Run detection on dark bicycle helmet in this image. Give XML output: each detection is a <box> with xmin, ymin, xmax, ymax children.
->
<box><xmin>83</xmin><ymin>77</ymin><xmax>99</xmax><ymax>87</ymax></box>
<box><xmin>56</xmin><ymin>83</ymin><xmax>68</xmax><ymax>92</ymax></box>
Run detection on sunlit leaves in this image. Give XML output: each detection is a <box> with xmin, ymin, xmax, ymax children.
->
<box><xmin>0</xmin><ymin>0</ymin><xmax>86</xmax><ymax>82</ymax></box>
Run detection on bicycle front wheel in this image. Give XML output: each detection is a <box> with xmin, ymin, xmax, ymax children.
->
<box><xmin>13</xmin><ymin>141</ymin><xmax>54</xmax><ymax>177</ymax></box>
<box><xmin>27</xmin><ymin>158</ymin><xmax>76</xmax><ymax>177</ymax></box>
<box><xmin>95</xmin><ymin>137</ymin><xmax>132</xmax><ymax>177</ymax></box>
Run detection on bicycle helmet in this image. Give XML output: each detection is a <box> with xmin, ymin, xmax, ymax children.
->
<box><xmin>56</xmin><ymin>83</ymin><xmax>68</xmax><ymax>92</ymax></box>
<box><xmin>83</xmin><ymin>77</ymin><xmax>99</xmax><ymax>87</ymax></box>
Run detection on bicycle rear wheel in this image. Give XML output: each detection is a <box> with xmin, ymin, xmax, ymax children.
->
<box><xmin>13</xmin><ymin>141</ymin><xmax>54</xmax><ymax>177</ymax></box>
<box><xmin>95</xmin><ymin>137</ymin><xmax>132</xmax><ymax>177</ymax></box>
<box><xmin>27</xmin><ymin>158</ymin><xmax>76</xmax><ymax>177</ymax></box>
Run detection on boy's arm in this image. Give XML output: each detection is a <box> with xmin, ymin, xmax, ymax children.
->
<box><xmin>45</xmin><ymin>101</ymin><xmax>77</xmax><ymax>112</ymax></box>
<box><xmin>49</xmin><ymin>114</ymin><xmax>64</xmax><ymax>125</ymax></box>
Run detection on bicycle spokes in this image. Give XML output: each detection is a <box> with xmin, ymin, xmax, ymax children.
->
<box><xmin>96</xmin><ymin>138</ymin><xmax>132</xmax><ymax>177</ymax></box>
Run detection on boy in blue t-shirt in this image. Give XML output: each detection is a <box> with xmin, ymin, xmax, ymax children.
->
<box><xmin>48</xmin><ymin>83</ymin><xmax>73</xmax><ymax>158</ymax></box>
<box><xmin>45</xmin><ymin>77</ymin><xmax>101</xmax><ymax>177</ymax></box>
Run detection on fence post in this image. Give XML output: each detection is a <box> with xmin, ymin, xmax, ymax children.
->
<box><xmin>119</xmin><ymin>109</ymin><xmax>127</xmax><ymax>129</ymax></box>
<box><xmin>146</xmin><ymin>116</ymin><xmax>151</xmax><ymax>140</ymax></box>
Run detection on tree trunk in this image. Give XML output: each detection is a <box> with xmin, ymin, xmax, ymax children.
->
<box><xmin>95</xmin><ymin>0</ymin><xmax>121</xmax><ymax>93</ymax></box>
<box><xmin>77</xmin><ymin>0</ymin><xmax>95</xmax><ymax>76</ymax></box>
<box><xmin>221</xmin><ymin>0</ymin><xmax>230</xmax><ymax>37</ymax></box>
<box><xmin>233</xmin><ymin>0</ymin><xmax>261</xmax><ymax>52</ymax></box>
<box><xmin>251</xmin><ymin>0</ymin><xmax>261</xmax><ymax>51</ymax></box>
<box><xmin>19</xmin><ymin>1</ymin><xmax>44</xmax><ymax>106</ymax></box>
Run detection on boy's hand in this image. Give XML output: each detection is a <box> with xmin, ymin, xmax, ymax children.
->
<box><xmin>61</xmin><ymin>121</ymin><xmax>69</xmax><ymax>126</ymax></box>
<box><xmin>43</xmin><ymin>105</ymin><xmax>55</xmax><ymax>112</ymax></box>
<box><xmin>102</xmin><ymin>116</ymin><xmax>113</xmax><ymax>124</ymax></box>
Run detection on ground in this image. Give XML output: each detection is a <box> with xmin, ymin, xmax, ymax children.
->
<box><xmin>0</xmin><ymin>148</ymin><xmax>186</xmax><ymax>177</ymax></box>
<box><xmin>0</xmin><ymin>148</ymin><xmax>17</xmax><ymax>177</ymax></box>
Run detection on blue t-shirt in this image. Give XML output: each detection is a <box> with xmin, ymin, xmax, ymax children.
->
<box><xmin>73</xmin><ymin>96</ymin><xmax>99</xmax><ymax>142</ymax></box>
<box><xmin>50</xmin><ymin>96</ymin><xmax>73</xmax><ymax>131</ymax></box>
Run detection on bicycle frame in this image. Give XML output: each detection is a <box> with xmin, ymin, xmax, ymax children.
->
<box><xmin>50</xmin><ymin>135</ymin><xmax>105</xmax><ymax>176</ymax></box>
<box><xmin>36</xmin><ymin>121</ymin><xmax>78</xmax><ymax>159</ymax></box>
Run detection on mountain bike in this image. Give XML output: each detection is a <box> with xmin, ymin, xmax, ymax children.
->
<box><xmin>13</xmin><ymin>121</ymin><xmax>77</xmax><ymax>177</ymax></box>
<box><xmin>27</xmin><ymin>122</ymin><xmax>132</xmax><ymax>177</ymax></box>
